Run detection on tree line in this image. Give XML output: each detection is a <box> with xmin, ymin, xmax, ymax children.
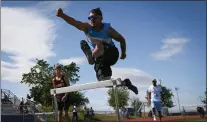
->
<box><xmin>21</xmin><ymin>59</ymin><xmax>175</xmax><ymax>112</ymax></box>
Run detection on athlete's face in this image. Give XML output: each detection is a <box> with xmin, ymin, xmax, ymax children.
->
<box><xmin>152</xmin><ymin>79</ymin><xmax>157</xmax><ymax>86</ymax></box>
<box><xmin>88</xmin><ymin>12</ymin><xmax>102</xmax><ymax>26</ymax></box>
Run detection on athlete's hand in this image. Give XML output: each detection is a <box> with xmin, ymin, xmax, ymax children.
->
<box><xmin>120</xmin><ymin>53</ymin><xmax>126</xmax><ymax>59</ymax></box>
<box><xmin>56</xmin><ymin>8</ymin><xmax>64</xmax><ymax>17</ymax></box>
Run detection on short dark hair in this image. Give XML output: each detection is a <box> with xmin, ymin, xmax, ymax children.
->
<box><xmin>152</xmin><ymin>79</ymin><xmax>157</xmax><ymax>82</ymax></box>
<box><xmin>90</xmin><ymin>7</ymin><xmax>102</xmax><ymax>17</ymax></box>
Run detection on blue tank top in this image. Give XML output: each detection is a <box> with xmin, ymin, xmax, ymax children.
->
<box><xmin>85</xmin><ymin>23</ymin><xmax>115</xmax><ymax>49</ymax></box>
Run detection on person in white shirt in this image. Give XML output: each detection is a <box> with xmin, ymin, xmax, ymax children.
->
<box><xmin>147</xmin><ymin>79</ymin><xmax>162</xmax><ymax>122</ymax></box>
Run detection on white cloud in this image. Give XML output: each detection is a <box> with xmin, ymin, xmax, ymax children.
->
<box><xmin>85</xmin><ymin>89</ymin><xmax>113</xmax><ymax>111</ymax></box>
<box><xmin>112</xmin><ymin>67</ymin><xmax>154</xmax><ymax>100</ymax></box>
<box><xmin>1</xmin><ymin>61</ymin><xmax>17</xmax><ymax>68</ymax></box>
<box><xmin>112</xmin><ymin>67</ymin><xmax>154</xmax><ymax>88</ymax></box>
<box><xmin>84</xmin><ymin>67</ymin><xmax>154</xmax><ymax>111</ymax></box>
<box><xmin>151</xmin><ymin>38</ymin><xmax>189</xmax><ymax>60</ymax></box>
<box><xmin>58</xmin><ymin>57</ymin><xmax>87</xmax><ymax>65</ymax></box>
<box><xmin>1</xmin><ymin>2</ymin><xmax>68</xmax><ymax>83</ymax></box>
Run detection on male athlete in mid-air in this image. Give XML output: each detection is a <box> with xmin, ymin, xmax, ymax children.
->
<box><xmin>56</xmin><ymin>7</ymin><xmax>138</xmax><ymax>94</ymax></box>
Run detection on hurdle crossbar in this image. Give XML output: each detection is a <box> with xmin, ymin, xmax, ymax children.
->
<box><xmin>50</xmin><ymin>78</ymin><xmax>122</xmax><ymax>95</ymax></box>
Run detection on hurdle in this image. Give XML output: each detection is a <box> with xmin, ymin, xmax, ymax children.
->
<box><xmin>50</xmin><ymin>78</ymin><xmax>122</xmax><ymax>122</ymax></box>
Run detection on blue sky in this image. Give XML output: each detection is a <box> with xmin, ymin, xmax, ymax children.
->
<box><xmin>1</xmin><ymin>1</ymin><xmax>206</xmax><ymax>111</ymax></box>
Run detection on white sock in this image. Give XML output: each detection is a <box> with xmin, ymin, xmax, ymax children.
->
<box><xmin>153</xmin><ymin>115</ymin><xmax>156</xmax><ymax>121</ymax></box>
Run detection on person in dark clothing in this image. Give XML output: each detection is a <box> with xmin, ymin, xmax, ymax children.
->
<box><xmin>19</xmin><ymin>98</ymin><xmax>24</xmax><ymax>114</ymax></box>
<box><xmin>52</xmin><ymin>64</ymin><xmax>71</xmax><ymax>122</ymax></box>
<box><xmin>72</xmin><ymin>105</ymin><xmax>78</xmax><ymax>122</ymax></box>
<box><xmin>24</xmin><ymin>101</ymin><xmax>29</xmax><ymax>114</ymax></box>
<box><xmin>197</xmin><ymin>106</ymin><xmax>205</xmax><ymax>118</ymax></box>
<box><xmin>89</xmin><ymin>107</ymin><xmax>94</xmax><ymax>121</ymax></box>
<box><xmin>84</xmin><ymin>107</ymin><xmax>88</xmax><ymax>121</ymax></box>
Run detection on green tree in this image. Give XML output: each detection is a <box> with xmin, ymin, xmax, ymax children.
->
<box><xmin>130</xmin><ymin>97</ymin><xmax>142</xmax><ymax>116</ymax></box>
<box><xmin>107</xmin><ymin>87</ymin><xmax>129</xmax><ymax>110</ymax></box>
<box><xmin>160</xmin><ymin>86</ymin><xmax>174</xmax><ymax>108</ymax></box>
<box><xmin>201</xmin><ymin>89</ymin><xmax>207</xmax><ymax>104</ymax></box>
<box><xmin>21</xmin><ymin>59</ymin><xmax>89</xmax><ymax>106</ymax></box>
<box><xmin>200</xmin><ymin>89</ymin><xmax>207</xmax><ymax>110</ymax></box>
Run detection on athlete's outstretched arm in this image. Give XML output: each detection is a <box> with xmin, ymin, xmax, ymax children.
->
<box><xmin>56</xmin><ymin>8</ymin><xmax>90</xmax><ymax>32</ymax></box>
<box><xmin>108</xmin><ymin>27</ymin><xmax>126</xmax><ymax>59</ymax></box>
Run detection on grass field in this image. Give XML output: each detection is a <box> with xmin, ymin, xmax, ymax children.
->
<box><xmin>94</xmin><ymin>114</ymin><xmax>117</xmax><ymax>120</ymax></box>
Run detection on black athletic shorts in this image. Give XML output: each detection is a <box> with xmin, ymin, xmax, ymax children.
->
<box><xmin>98</xmin><ymin>44</ymin><xmax>119</xmax><ymax>66</ymax></box>
<box><xmin>94</xmin><ymin>44</ymin><xmax>119</xmax><ymax>80</ymax></box>
<box><xmin>57</xmin><ymin>97</ymin><xmax>70</xmax><ymax>111</ymax></box>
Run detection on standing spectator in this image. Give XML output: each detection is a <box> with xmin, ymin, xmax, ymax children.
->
<box><xmin>19</xmin><ymin>98</ymin><xmax>24</xmax><ymax>114</ymax></box>
<box><xmin>24</xmin><ymin>101</ymin><xmax>29</xmax><ymax>114</ymax></box>
<box><xmin>84</xmin><ymin>106</ymin><xmax>88</xmax><ymax>121</ymax></box>
<box><xmin>197</xmin><ymin>106</ymin><xmax>205</xmax><ymax>118</ymax></box>
<box><xmin>125</xmin><ymin>108</ymin><xmax>129</xmax><ymax>119</ymax></box>
<box><xmin>89</xmin><ymin>107</ymin><xmax>94</xmax><ymax>121</ymax></box>
<box><xmin>121</xmin><ymin>107</ymin><xmax>126</xmax><ymax>119</ymax></box>
<box><xmin>72</xmin><ymin>105</ymin><xmax>78</xmax><ymax>122</ymax></box>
